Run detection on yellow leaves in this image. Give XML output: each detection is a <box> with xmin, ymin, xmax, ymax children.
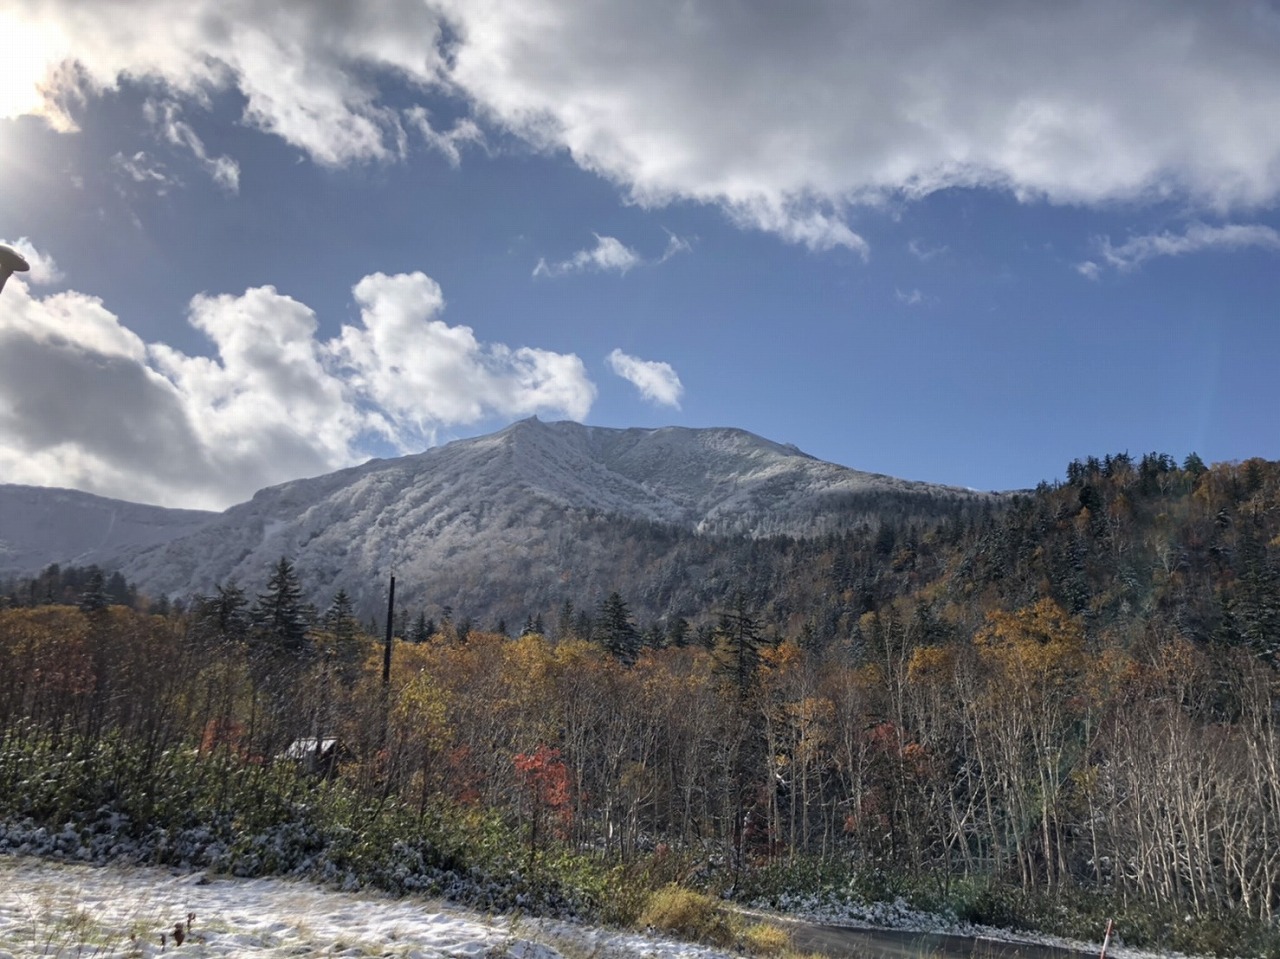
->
<box><xmin>906</xmin><ymin>645</ymin><xmax>954</xmax><ymax>686</ymax></box>
<box><xmin>975</xmin><ymin>598</ymin><xmax>1085</xmax><ymax>693</ymax></box>
<box><xmin>390</xmin><ymin>668</ymin><xmax>452</xmax><ymax>754</ymax></box>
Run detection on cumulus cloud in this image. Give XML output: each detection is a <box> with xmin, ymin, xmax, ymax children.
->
<box><xmin>0</xmin><ymin>271</ymin><xmax>596</xmax><ymax>509</ymax></box>
<box><xmin>11</xmin><ymin>2</ymin><xmax>1280</xmax><ymax>248</ymax></box>
<box><xmin>11</xmin><ymin>0</ymin><xmax>447</xmax><ymax>165</ymax></box>
<box><xmin>0</xmin><ymin>238</ymin><xmax>62</xmax><ymax>286</ymax></box>
<box><xmin>533</xmin><ymin>234</ymin><xmax>644</xmax><ymax>278</ymax></box>
<box><xmin>606</xmin><ymin>349</ymin><xmax>683</xmax><ymax>408</ymax></box>
<box><xmin>331</xmin><ymin>271</ymin><xmax>595</xmax><ymax>431</ymax></box>
<box><xmin>1080</xmin><ymin>222</ymin><xmax>1280</xmax><ymax>274</ymax></box>
<box><xmin>895</xmin><ymin>288</ymin><xmax>927</xmax><ymax>306</ymax></box>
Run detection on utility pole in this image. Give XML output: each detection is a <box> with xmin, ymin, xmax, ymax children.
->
<box><xmin>382</xmin><ymin>574</ymin><xmax>395</xmax><ymax>687</ymax></box>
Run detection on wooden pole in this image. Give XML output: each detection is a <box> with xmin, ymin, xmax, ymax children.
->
<box><xmin>382</xmin><ymin>574</ymin><xmax>395</xmax><ymax>687</ymax></box>
<box><xmin>1099</xmin><ymin>918</ymin><xmax>1113</xmax><ymax>959</ymax></box>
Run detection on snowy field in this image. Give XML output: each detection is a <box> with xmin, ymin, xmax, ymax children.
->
<box><xmin>0</xmin><ymin>856</ymin><xmax>732</xmax><ymax>959</ymax></box>
<box><xmin>0</xmin><ymin>854</ymin><xmax>1210</xmax><ymax>959</ymax></box>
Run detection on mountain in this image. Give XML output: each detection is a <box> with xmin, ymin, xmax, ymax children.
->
<box><xmin>0</xmin><ymin>484</ymin><xmax>215</xmax><ymax>576</ymax></box>
<box><xmin>3</xmin><ymin>419</ymin><xmax>1001</xmax><ymax>623</ymax></box>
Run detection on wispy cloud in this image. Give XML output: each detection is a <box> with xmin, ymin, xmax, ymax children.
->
<box><xmin>404</xmin><ymin>107</ymin><xmax>486</xmax><ymax>168</ymax></box>
<box><xmin>658</xmin><ymin>231</ymin><xmax>693</xmax><ymax>262</ymax></box>
<box><xmin>1079</xmin><ymin>222</ymin><xmax>1280</xmax><ymax>277</ymax></box>
<box><xmin>112</xmin><ymin>151</ymin><xmax>174</xmax><ymax>194</ymax></box>
<box><xmin>895</xmin><ymin>288</ymin><xmax>928</xmax><ymax>306</ymax></box>
<box><xmin>144</xmin><ymin>99</ymin><xmax>240</xmax><ymax>193</ymax></box>
<box><xmin>908</xmin><ymin>239</ymin><xmax>947</xmax><ymax>261</ymax></box>
<box><xmin>534</xmin><ymin>233</ymin><xmax>689</xmax><ymax>279</ymax></box>
<box><xmin>606</xmin><ymin>349</ymin><xmax>683</xmax><ymax>408</ymax></box>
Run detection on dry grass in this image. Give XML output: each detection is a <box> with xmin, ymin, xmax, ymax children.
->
<box><xmin>638</xmin><ymin>886</ymin><xmax>737</xmax><ymax>949</ymax></box>
<box><xmin>637</xmin><ymin>887</ymin><xmax>800</xmax><ymax>957</ymax></box>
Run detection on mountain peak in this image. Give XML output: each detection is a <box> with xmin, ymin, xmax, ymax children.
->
<box><xmin>2</xmin><ymin>420</ymin><xmax>999</xmax><ymax>622</ymax></box>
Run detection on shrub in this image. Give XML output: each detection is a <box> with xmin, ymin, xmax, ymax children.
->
<box><xmin>740</xmin><ymin>921</ymin><xmax>791</xmax><ymax>955</ymax></box>
<box><xmin>639</xmin><ymin>886</ymin><xmax>736</xmax><ymax>948</ymax></box>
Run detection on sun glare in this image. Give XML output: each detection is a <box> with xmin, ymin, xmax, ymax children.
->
<box><xmin>0</xmin><ymin>14</ymin><xmax>58</xmax><ymax>121</ymax></box>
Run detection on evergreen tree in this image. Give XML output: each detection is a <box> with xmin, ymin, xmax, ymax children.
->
<box><xmin>252</xmin><ymin>557</ymin><xmax>311</xmax><ymax>659</ymax></box>
<box><xmin>666</xmin><ymin>615</ymin><xmax>690</xmax><ymax>648</ymax></box>
<box><xmin>77</xmin><ymin>569</ymin><xmax>109</xmax><ymax>614</ymax></box>
<box><xmin>105</xmin><ymin>571</ymin><xmax>134</xmax><ymax>607</ymax></box>
<box><xmin>556</xmin><ymin>600</ymin><xmax>575</xmax><ymax>640</ymax></box>
<box><xmin>196</xmin><ymin>582</ymin><xmax>250</xmax><ymax>645</ymax></box>
<box><xmin>411</xmin><ymin>610</ymin><xmax>434</xmax><ymax>643</ymax></box>
<box><xmin>597</xmin><ymin>591</ymin><xmax>639</xmax><ymax>664</ymax></box>
<box><xmin>323</xmin><ymin>588</ymin><xmax>364</xmax><ymax>684</ymax></box>
<box><xmin>713</xmin><ymin>593</ymin><xmax>763</xmax><ymax>698</ymax></box>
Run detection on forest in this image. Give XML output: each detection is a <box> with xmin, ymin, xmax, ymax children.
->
<box><xmin>1</xmin><ymin>451</ymin><xmax>1279</xmax><ymax>957</ymax></box>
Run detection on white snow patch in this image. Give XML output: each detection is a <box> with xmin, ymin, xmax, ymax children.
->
<box><xmin>0</xmin><ymin>855</ymin><xmax>733</xmax><ymax>959</ymax></box>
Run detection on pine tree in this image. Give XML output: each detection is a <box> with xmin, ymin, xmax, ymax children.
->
<box><xmin>411</xmin><ymin>610</ymin><xmax>434</xmax><ymax>643</ymax></box>
<box><xmin>323</xmin><ymin>588</ymin><xmax>363</xmax><ymax>684</ymax></box>
<box><xmin>252</xmin><ymin>557</ymin><xmax>311</xmax><ymax>659</ymax></box>
<box><xmin>713</xmin><ymin>593</ymin><xmax>763</xmax><ymax>698</ymax></box>
<box><xmin>78</xmin><ymin>569</ymin><xmax>109</xmax><ymax>614</ymax></box>
<box><xmin>196</xmin><ymin>582</ymin><xmax>250</xmax><ymax>646</ymax></box>
<box><xmin>597</xmin><ymin>591</ymin><xmax>639</xmax><ymax>664</ymax></box>
<box><xmin>666</xmin><ymin>615</ymin><xmax>690</xmax><ymax>648</ymax></box>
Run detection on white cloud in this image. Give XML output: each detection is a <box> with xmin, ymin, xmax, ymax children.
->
<box><xmin>1084</xmin><ymin>222</ymin><xmax>1280</xmax><ymax>273</ymax></box>
<box><xmin>0</xmin><ymin>237</ymin><xmax>62</xmax><ymax>286</ymax></box>
<box><xmin>658</xmin><ymin>231</ymin><xmax>693</xmax><ymax>262</ymax></box>
<box><xmin>404</xmin><ymin>107</ymin><xmax>486</xmax><ymax>168</ymax></box>
<box><xmin>12</xmin><ymin>1</ymin><xmax>1280</xmax><ymax>245</ymax></box>
<box><xmin>1076</xmin><ymin>260</ymin><xmax>1103</xmax><ymax>281</ymax></box>
<box><xmin>533</xmin><ymin>234</ymin><xmax>644</xmax><ymax>278</ymax></box>
<box><xmin>895</xmin><ymin>288</ymin><xmax>926</xmax><ymax>306</ymax></box>
<box><xmin>606</xmin><ymin>349</ymin><xmax>683</xmax><ymax>408</ymax></box>
<box><xmin>0</xmin><ymin>269</ymin><xmax>596</xmax><ymax>510</ymax></box>
<box><xmin>145</xmin><ymin>99</ymin><xmax>240</xmax><ymax>192</ymax></box>
<box><xmin>908</xmin><ymin>239</ymin><xmax>947</xmax><ymax>261</ymax></box>
<box><xmin>331</xmin><ymin>271</ymin><xmax>596</xmax><ymax>431</ymax></box>
<box><xmin>441</xmin><ymin>0</ymin><xmax>1280</xmax><ymax>238</ymax></box>
<box><xmin>112</xmin><ymin>151</ymin><xmax>174</xmax><ymax>194</ymax></box>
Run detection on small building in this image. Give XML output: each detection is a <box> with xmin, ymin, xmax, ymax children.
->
<box><xmin>281</xmin><ymin>737</ymin><xmax>343</xmax><ymax>778</ymax></box>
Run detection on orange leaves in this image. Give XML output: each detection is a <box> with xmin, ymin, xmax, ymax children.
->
<box><xmin>514</xmin><ymin>744</ymin><xmax>573</xmax><ymax>838</ymax></box>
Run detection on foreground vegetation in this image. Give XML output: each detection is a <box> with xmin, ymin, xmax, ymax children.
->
<box><xmin>2</xmin><ymin>453</ymin><xmax>1280</xmax><ymax>957</ymax></box>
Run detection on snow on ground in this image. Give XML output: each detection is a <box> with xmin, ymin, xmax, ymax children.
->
<box><xmin>0</xmin><ymin>855</ymin><xmax>730</xmax><ymax>959</ymax></box>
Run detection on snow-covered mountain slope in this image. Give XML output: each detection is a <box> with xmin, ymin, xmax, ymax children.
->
<box><xmin>0</xmin><ymin>483</ymin><xmax>215</xmax><ymax>575</ymax></box>
<box><xmin>115</xmin><ymin>418</ymin><xmax>997</xmax><ymax>619</ymax></box>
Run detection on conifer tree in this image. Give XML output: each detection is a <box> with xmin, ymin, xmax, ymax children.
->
<box><xmin>252</xmin><ymin>557</ymin><xmax>311</xmax><ymax>659</ymax></box>
<box><xmin>713</xmin><ymin>593</ymin><xmax>763</xmax><ymax>698</ymax></box>
<box><xmin>597</xmin><ymin>592</ymin><xmax>639</xmax><ymax>664</ymax></box>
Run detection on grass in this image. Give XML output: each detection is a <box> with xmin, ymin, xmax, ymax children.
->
<box><xmin>636</xmin><ymin>886</ymin><xmax>799</xmax><ymax>957</ymax></box>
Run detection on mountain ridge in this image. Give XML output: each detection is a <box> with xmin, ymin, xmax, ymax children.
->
<box><xmin>1</xmin><ymin>418</ymin><xmax>1001</xmax><ymax>621</ymax></box>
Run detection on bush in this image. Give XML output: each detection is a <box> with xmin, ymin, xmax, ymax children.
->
<box><xmin>740</xmin><ymin>921</ymin><xmax>791</xmax><ymax>955</ymax></box>
<box><xmin>639</xmin><ymin>886</ymin><xmax>737</xmax><ymax>948</ymax></box>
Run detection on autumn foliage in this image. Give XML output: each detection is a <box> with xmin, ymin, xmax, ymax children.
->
<box><xmin>2</xmin><ymin>453</ymin><xmax>1280</xmax><ymax>954</ymax></box>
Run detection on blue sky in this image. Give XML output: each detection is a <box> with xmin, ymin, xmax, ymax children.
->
<box><xmin>1</xmin><ymin>1</ymin><xmax>1279</xmax><ymax>509</ymax></box>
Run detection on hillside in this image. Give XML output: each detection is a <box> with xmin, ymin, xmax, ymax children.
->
<box><xmin>107</xmin><ymin>418</ymin><xmax>995</xmax><ymax>621</ymax></box>
<box><xmin>0</xmin><ymin>484</ymin><xmax>215</xmax><ymax>576</ymax></box>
